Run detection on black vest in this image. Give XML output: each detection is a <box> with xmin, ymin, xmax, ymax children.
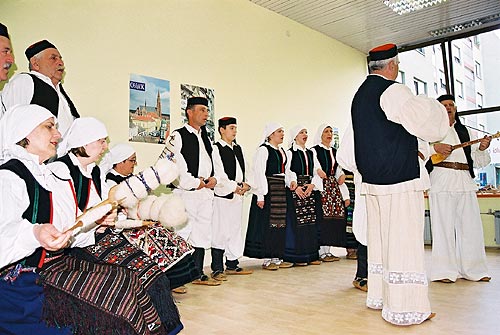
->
<box><xmin>0</xmin><ymin>159</ymin><xmax>52</xmax><ymax>268</ymax></box>
<box><xmin>58</xmin><ymin>154</ymin><xmax>102</xmax><ymax>211</ymax></box>
<box><xmin>352</xmin><ymin>75</ymin><xmax>419</xmax><ymax>185</ymax></box>
<box><xmin>106</xmin><ymin>172</ymin><xmax>127</xmax><ymax>184</ymax></box>
<box><xmin>289</xmin><ymin>148</ymin><xmax>314</xmax><ymax>176</ymax></box>
<box><xmin>312</xmin><ymin>145</ymin><xmax>338</xmax><ymax>177</ymax></box>
<box><xmin>27</xmin><ymin>73</ymin><xmax>80</xmax><ymax>118</ymax></box>
<box><xmin>262</xmin><ymin>144</ymin><xmax>287</xmax><ymax>176</ymax></box>
<box><xmin>175</xmin><ymin>125</ymin><xmax>213</xmax><ymax>178</ymax></box>
<box><xmin>214</xmin><ymin>142</ymin><xmax>246</xmax><ymax>199</ymax></box>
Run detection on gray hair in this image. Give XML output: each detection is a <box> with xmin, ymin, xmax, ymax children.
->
<box><xmin>28</xmin><ymin>51</ymin><xmax>44</xmax><ymax>71</ymax></box>
<box><xmin>368</xmin><ymin>55</ymin><xmax>398</xmax><ymax>72</ymax></box>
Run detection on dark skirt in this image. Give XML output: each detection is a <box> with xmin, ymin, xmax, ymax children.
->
<box><xmin>283</xmin><ymin>177</ymin><xmax>320</xmax><ymax>263</ymax></box>
<box><xmin>317</xmin><ymin>176</ymin><xmax>347</xmax><ymax>247</ymax></box>
<box><xmin>0</xmin><ymin>271</ymin><xmax>72</xmax><ymax>335</ymax></box>
<box><xmin>70</xmin><ymin>230</ymin><xmax>182</xmax><ymax>334</ymax></box>
<box><xmin>244</xmin><ymin>176</ymin><xmax>287</xmax><ymax>259</ymax></box>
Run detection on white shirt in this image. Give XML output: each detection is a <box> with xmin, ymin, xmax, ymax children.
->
<box><xmin>285</xmin><ymin>142</ymin><xmax>323</xmax><ymax>191</ymax></box>
<box><xmin>1</xmin><ymin>71</ymin><xmax>76</xmax><ymax>136</ymax></box>
<box><xmin>212</xmin><ymin>139</ymin><xmax>246</xmax><ymax>197</ymax></box>
<box><xmin>250</xmin><ymin>143</ymin><xmax>286</xmax><ymax>202</ymax></box>
<box><xmin>338</xmin><ymin>75</ymin><xmax>449</xmax><ymax>196</ymax></box>
<box><xmin>429</xmin><ymin>125</ymin><xmax>490</xmax><ymax>193</ymax></box>
<box><xmin>0</xmin><ymin>148</ymin><xmax>94</xmax><ymax>269</ymax></box>
<box><xmin>171</xmin><ymin>124</ymin><xmax>216</xmax><ymax>192</ymax></box>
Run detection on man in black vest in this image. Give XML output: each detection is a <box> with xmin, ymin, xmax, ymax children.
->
<box><xmin>171</xmin><ymin>96</ymin><xmax>220</xmax><ymax>286</ymax></box>
<box><xmin>212</xmin><ymin>117</ymin><xmax>252</xmax><ymax>278</ymax></box>
<box><xmin>428</xmin><ymin>94</ymin><xmax>491</xmax><ymax>284</ymax></box>
<box><xmin>346</xmin><ymin>43</ymin><xmax>449</xmax><ymax>325</ymax></box>
<box><xmin>0</xmin><ymin>23</ymin><xmax>14</xmax><ymax>83</ymax></box>
<box><xmin>1</xmin><ymin>39</ymin><xmax>79</xmax><ymax>135</ymax></box>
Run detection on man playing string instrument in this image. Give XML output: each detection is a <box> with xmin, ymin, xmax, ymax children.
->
<box><xmin>428</xmin><ymin>94</ymin><xmax>491</xmax><ymax>284</ymax></box>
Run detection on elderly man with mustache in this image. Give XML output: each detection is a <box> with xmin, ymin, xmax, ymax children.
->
<box><xmin>1</xmin><ymin>39</ymin><xmax>79</xmax><ymax>136</ymax></box>
<box><xmin>0</xmin><ymin>23</ymin><xmax>14</xmax><ymax>83</ymax></box>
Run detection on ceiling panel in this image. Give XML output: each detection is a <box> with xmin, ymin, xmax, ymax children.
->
<box><xmin>249</xmin><ymin>0</ymin><xmax>500</xmax><ymax>53</ymax></box>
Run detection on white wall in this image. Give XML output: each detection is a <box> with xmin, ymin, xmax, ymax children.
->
<box><xmin>0</xmin><ymin>0</ymin><xmax>367</xmax><ymax>170</ymax></box>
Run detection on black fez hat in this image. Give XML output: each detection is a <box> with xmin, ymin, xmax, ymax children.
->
<box><xmin>0</xmin><ymin>23</ymin><xmax>9</xmax><ymax>39</ymax></box>
<box><xmin>25</xmin><ymin>40</ymin><xmax>57</xmax><ymax>60</ymax></box>
<box><xmin>368</xmin><ymin>43</ymin><xmax>398</xmax><ymax>62</ymax></box>
<box><xmin>218</xmin><ymin>117</ymin><xmax>237</xmax><ymax>128</ymax></box>
<box><xmin>437</xmin><ymin>94</ymin><xmax>455</xmax><ymax>102</ymax></box>
<box><xmin>186</xmin><ymin>96</ymin><xmax>208</xmax><ymax>108</ymax></box>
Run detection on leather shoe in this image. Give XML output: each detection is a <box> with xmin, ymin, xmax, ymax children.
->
<box><xmin>172</xmin><ymin>285</ymin><xmax>187</xmax><ymax>294</ymax></box>
<box><xmin>225</xmin><ymin>267</ymin><xmax>253</xmax><ymax>275</ymax></box>
<box><xmin>435</xmin><ymin>278</ymin><xmax>454</xmax><ymax>283</ymax></box>
<box><xmin>192</xmin><ymin>274</ymin><xmax>221</xmax><ymax>286</ymax></box>
<box><xmin>479</xmin><ymin>276</ymin><xmax>491</xmax><ymax>282</ymax></box>
<box><xmin>211</xmin><ymin>271</ymin><xmax>228</xmax><ymax>281</ymax></box>
<box><xmin>320</xmin><ymin>253</ymin><xmax>340</xmax><ymax>262</ymax></box>
<box><xmin>294</xmin><ymin>262</ymin><xmax>308</xmax><ymax>266</ymax></box>
<box><xmin>308</xmin><ymin>260</ymin><xmax>322</xmax><ymax>265</ymax></box>
<box><xmin>278</xmin><ymin>261</ymin><xmax>294</xmax><ymax>268</ymax></box>
<box><xmin>262</xmin><ymin>263</ymin><xmax>279</xmax><ymax>271</ymax></box>
<box><xmin>425</xmin><ymin>312</ymin><xmax>436</xmax><ymax>321</ymax></box>
<box><xmin>353</xmin><ymin>277</ymin><xmax>368</xmax><ymax>292</ymax></box>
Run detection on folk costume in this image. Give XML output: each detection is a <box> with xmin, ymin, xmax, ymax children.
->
<box><xmin>428</xmin><ymin>95</ymin><xmax>490</xmax><ymax>282</ymax></box>
<box><xmin>311</xmin><ymin>124</ymin><xmax>349</xmax><ymax>260</ymax></box>
<box><xmin>244</xmin><ymin>123</ymin><xmax>288</xmax><ymax>268</ymax></box>
<box><xmin>170</xmin><ymin>97</ymin><xmax>218</xmax><ymax>283</ymax></box>
<box><xmin>348</xmin><ymin>44</ymin><xmax>449</xmax><ymax>325</ymax></box>
<box><xmin>212</xmin><ymin>117</ymin><xmax>252</xmax><ymax>274</ymax></box>
<box><xmin>1</xmin><ymin>40</ymin><xmax>79</xmax><ymax>135</ymax></box>
<box><xmin>0</xmin><ymin>105</ymin><xmax>163</xmax><ymax>335</ymax></box>
<box><xmin>101</xmin><ymin>143</ymin><xmax>198</xmax><ymax>289</ymax></box>
<box><xmin>282</xmin><ymin>125</ymin><xmax>321</xmax><ymax>264</ymax></box>
<box><xmin>56</xmin><ymin>118</ymin><xmax>183</xmax><ymax>334</ymax></box>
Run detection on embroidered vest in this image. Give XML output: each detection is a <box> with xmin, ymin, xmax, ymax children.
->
<box><xmin>262</xmin><ymin>144</ymin><xmax>286</xmax><ymax>176</ymax></box>
<box><xmin>214</xmin><ymin>142</ymin><xmax>246</xmax><ymax>199</ymax></box>
<box><xmin>313</xmin><ymin>145</ymin><xmax>338</xmax><ymax>177</ymax></box>
<box><xmin>175</xmin><ymin>125</ymin><xmax>213</xmax><ymax>178</ymax></box>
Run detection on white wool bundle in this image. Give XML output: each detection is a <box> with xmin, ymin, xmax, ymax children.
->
<box><xmin>157</xmin><ymin>194</ymin><xmax>188</xmax><ymax>229</ymax></box>
<box><xmin>154</xmin><ymin>158</ymin><xmax>179</xmax><ymax>185</ymax></box>
<box><xmin>113</xmin><ymin>176</ymin><xmax>149</xmax><ymax>208</ymax></box>
<box><xmin>137</xmin><ymin>195</ymin><xmax>157</xmax><ymax>220</ymax></box>
<box><xmin>127</xmin><ymin>204</ymin><xmax>139</xmax><ymax>220</ymax></box>
<box><xmin>149</xmin><ymin>195</ymin><xmax>169</xmax><ymax>221</ymax></box>
<box><xmin>115</xmin><ymin>219</ymin><xmax>148</xmax><ymax>229</ymax></box>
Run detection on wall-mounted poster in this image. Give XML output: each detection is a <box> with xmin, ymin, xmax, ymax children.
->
<box><xmin>180</xmin><ymin>83</ymin><xmax>215</xmax><ymax>141</ymax></box>
<box><xmin>129</xmin><ymin>74</ymin><xmax>170</xmax><ymax>144</ymax></box>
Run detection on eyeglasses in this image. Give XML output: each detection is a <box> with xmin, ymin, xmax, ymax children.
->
<box><xmin>126</xmin><ymin>159</ymin><xmax>137</xmax><ymax>164</ymax></box>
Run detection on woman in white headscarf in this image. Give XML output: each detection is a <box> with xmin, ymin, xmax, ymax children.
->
<box><xmin>0</xmin><ymin>105</ymin><xmax>163</xmax><ymax>335</ymax></box>
<box><xmin>57</xmin><ymin>118</ymin><xmax>183</xmax><ymax>335</ymax></box>
<box><xmin>243</xmin><ymin>123</ymin><xmax>293</xmax><ymax>270</ymax></box>
<box><xmin>99</xmin><ymin>143</ymin><xmax>199</xmax><ymax>295</ymax></box>
<box><xmin>311</xmin><ymin>123</ymin><xmax>350</xmax><ymax>262</ymax></box>
<box><xmin>282</xmin><ymin>125</ymin><xmax>323</xmax><ymax>266</ymax></box>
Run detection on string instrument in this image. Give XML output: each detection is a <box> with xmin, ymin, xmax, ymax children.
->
<box><xmin>430</xmin><ymin>131</ymin><xmax>500</xmax><ymax>164</ymax></box>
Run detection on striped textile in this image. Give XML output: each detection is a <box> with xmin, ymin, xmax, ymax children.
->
<box><xmin>267</xmin><ymin>176</ymin><xmax>287</xmax><ymax>229</ymax></box>
<box><xmin>40</xmin><ymin>256</ymin><xmax>163</xmax><ymax>335</ymax></box>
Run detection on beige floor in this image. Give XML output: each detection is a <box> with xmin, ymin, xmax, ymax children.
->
<box><xmin>174</xmin><ymin>247</ymin><xmax>500</xmax><ymax>335</ymax></box>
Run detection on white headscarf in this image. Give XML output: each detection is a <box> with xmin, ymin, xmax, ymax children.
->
<box><xmin>260</xmin><ymin>122</ymin><xmax>283</xmax><ymax>145</ymax></box>
<box><xmin>99</xmin><ymin>143</ymin><xmax>135</xmax><ymax>174</ymax></box>
<box><xmin>0</xmin><ymin>104</ymin><xmax>55</xmax><ymax>164</ymax></box>
<box><xmin>57</xmin><ymin>117</ymin><xmax>108</xmax><ymax>157</ymax></box>
<box><xmin>288</xmin><ymin>124</ymin><xmax>306</xmax><ymax>148</ymax></box>
<box><xmin>313</xmin><ymin>123</ymin><xmax>333</xmax><ymax>147</ymax></box>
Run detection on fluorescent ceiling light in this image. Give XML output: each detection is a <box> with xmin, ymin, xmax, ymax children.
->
<box><xmin>429</xmin><ymin>13</ymin><xmax>500</xmax><ymax>37</ymax></box>
<box><xmin>384</xmin><ymin>0</ymin><xmax>446</xmax><ymax>15</ymax></box>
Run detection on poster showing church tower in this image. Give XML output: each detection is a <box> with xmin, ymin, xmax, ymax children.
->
<box><xmin>129</xmin><ymin>74</ymin><xmax>170</xmax><ymax>144</ymax></box>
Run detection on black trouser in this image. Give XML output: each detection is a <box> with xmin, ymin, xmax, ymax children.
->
<box><xmin>355</xmin><ymin>244</ymin><xmax>368</xmax><ymax>278</ymax></box>
<box><xmin>192</xmin><ymin>247</ymin><xmax>205</xmax><ymax>278</ymax></box>
<box><xmin>210</xmin><ymin>248</ymin><xmax>225</xmax><ymax>273</ymax></box>
<box><xmin>225</xmin><ymin>258</ymin><xmax>239</xmax><ymax>270</ymax></box>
